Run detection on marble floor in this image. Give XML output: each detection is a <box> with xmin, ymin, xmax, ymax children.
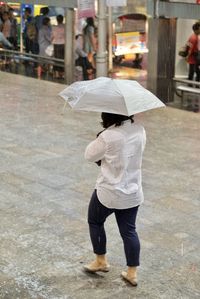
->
<box><xmin>0</xmin><ymin>72</ymin><xmax>199</xmax><ymax>299</ymax></box>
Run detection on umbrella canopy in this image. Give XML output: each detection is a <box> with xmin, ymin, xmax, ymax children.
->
<box><xmin>59</xmin><ymin>77</ymin><xmax>165</xmax><ymax>116</ymax></box>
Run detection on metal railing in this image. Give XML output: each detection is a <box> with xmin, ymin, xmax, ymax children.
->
<box><xmin>0</xmin><ymin>48</ymin><xmax>65</xmax><ymax>82</ymax></box>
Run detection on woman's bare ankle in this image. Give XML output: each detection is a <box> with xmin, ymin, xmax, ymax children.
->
<box><xmin>127</xmin><ymin>266</ymin><xmax>137</xmax><ymax>278</ymax></box>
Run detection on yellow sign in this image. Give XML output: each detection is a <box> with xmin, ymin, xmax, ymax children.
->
<box><xmin>114</xmin><ymin>31</ymin><xmax>148</xmax><ymax>56</ymax></box>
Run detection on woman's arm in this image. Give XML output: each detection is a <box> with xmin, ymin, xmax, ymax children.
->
<box><xmin>88</xmin><ymin>26</ymin><xmax>97</xmax><ymax>52</ymax></box>
<box><xmin>45</xmin><ymin>29</ymin><xmax>51</xmax><ymax>43</ymax></box>
<box><xmin>84</xmin><ymin>135</ymin><xmax>106</xmax><ymax>163</ymax></box>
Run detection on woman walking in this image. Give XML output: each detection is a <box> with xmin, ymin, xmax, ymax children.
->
<box><xmin>84</xmin><ymin>112</ymin><xmax>146</xmax><ymax>286</ymax></box>
<box><xmin>83</xmin><ymin>17</ymin><xmax>97</xmax><ymax>72</ymax></box>
<box><xmin>38</xmin><ymin>17</ymin><xmax>51</xmax><ymax>78</ymax></box>
<box><xmin>51</xmin><ymin>14</ymin><xmax>65</xmax><ymax>79</ymax></box>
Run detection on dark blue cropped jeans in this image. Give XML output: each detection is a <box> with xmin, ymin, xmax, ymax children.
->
<box><xmin>88</xmin><ymin>190</ymin><xmax>140</xmax><ymax>267</ymax></box>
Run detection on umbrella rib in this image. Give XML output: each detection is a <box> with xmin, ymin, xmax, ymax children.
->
<box><xmin>112</xmin><ymin>79</ymin><xmax>129</xmax><ymax>115</ymax></box>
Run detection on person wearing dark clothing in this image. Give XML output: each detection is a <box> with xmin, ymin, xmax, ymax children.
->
<box><xmin>35</xmin><ymin>7</ymin><xmax>49</xmax><ymax>32</ymax></box>
<box><xmin>24</xmin><ymin>7</ymin><xmax>39</xmax><ymax>55</ymax></box>
<box><xmin>8</xmin><ymin>8</ymin><xmax>18</xmax><ymax>50</ymax></box>
<box><xmin>75</xmin><ymin>34</ymin><xmax>94</xmax><ymax>80</ymax></box>
<box><xmin>84</xmin><ymin>113</ymin><xmax>146</xmax><ymax>287</ymax></box>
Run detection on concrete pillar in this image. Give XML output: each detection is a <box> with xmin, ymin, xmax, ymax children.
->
<box><xmin>147</xmin><ymin>17</ymin><xmax>177</xmax><ymax>103</ymax></box>
<box><xmin>20</xmin><ymin>4</ymin><xmax>23</xmax><ymax>52</ymax></box>
<box><xmin>96</xmin><ymin>0</ymin><xmax>108</xmax><ymax>77</ymax></box>
<box><xmin>108</xmin><ymin>6</ymin><xmax>113</xmax><ymax>71</ymax></box>
<box><xmin>64</xmin><ymin>8</ymin><xmax>75</xmax><ymax>84</ymax></box>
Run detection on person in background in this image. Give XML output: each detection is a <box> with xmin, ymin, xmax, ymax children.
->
<box><xmin>0</xmin><ymin>31</ymin><xmax>12</xmax><ymax>49</ymax></box>
<box><xmin>75</xmin><ymin>34</ymin><xmax>94</xmax><ymax>80</ymax></box>
<box><xmin>51</xmin><ymin>14</ymin><xmax>65</xmax><ymax>79</ymax></box>
<box><xmin>8</xmin><ymin>8</ymin><xmax>18</xmax><ymax>50</ymax></box>
<box><xmin>35</xmin><ymin>7</ymin><xmax>49</xmax><ymax>32</ymax></box>
<box><xmin>185</xmin><ymin>22</ymin><xmax>200</xmax><ymax>112</ymax></box>
<box><xmin>0</xmin><ymin>6</ymin><xmax>4</xmax><ymax>31</ymax></box>
<box><xmin>2</xmin><ymin>11</ymin><xmax>11</xmax><ymax>40</ymax></box>
<box><xmin>38</xmin><ymin>17</ymin><xmax>51</xmax><ymax>78</ymax></box>
<box><xmin>83</xmin><ymin>17</ymin><xmax>97</xmax><ymax>70</ymax></box>
<box><xmin>0</xmin><ymin>5</ymin><xmax>12</xmax><ymax>49</ymax></box>
<box><xmin>0</xmin><ymin>18</ymin><xmax>3</xmax><ymax>32</ymax></box>
<box><xmin>38</xmin><ymin>17</ymin><xmax>51</xmax><ymax>57</ymax></box>
<box><xmin>23</xmin><ymin>7</ymin><xmax>39</xmax><ymax>55</ymax></box>
<box><xmin>0</xmin><ymin>4</ymin><xmax>8</xmax><ymax>30</ymax></box>
<box><xmin>84</xmin><ymin>112</ymin><xmax>146</xmax><ymax>287</ymax></box>
<box><xmin>186</xmin><ymin>22</ymin><xmax>200</xmax><ymax>81</ymax></box>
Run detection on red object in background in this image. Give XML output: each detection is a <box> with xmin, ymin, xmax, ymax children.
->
<box><xmin>196</xmin><ymin>0</ymin><xmax>200</xmax><ymax>4</ymax></box>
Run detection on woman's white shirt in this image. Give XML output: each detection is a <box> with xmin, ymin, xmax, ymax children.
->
<box><xmin>84</xmin><ymin>121</ymin><xmax>146</xmax><ymax>209</ymax></box>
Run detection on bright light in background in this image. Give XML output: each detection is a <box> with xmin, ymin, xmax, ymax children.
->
<box><xmin>95</xmin><ymin>0</ymin><xmax>98</xmax><ymax>13</ymax></box>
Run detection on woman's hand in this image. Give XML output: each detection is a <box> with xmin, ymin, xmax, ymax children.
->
<box><xmin>95</xmin><ymin>160</ymin><xmax>101</xmax><ymax>166</ymax></box>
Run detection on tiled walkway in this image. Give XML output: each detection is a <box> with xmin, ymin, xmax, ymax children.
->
<box><xmin>0</xmin><ymin>72</ymin><xmax>199</xmax><ymax>299</ymax></box>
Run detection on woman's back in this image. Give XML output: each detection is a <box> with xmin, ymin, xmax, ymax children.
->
<box><xmin>51</xmin><ymin>24</ymin><xmax>65</xmax><ymax>45</ymax></box>
<box><xmin>99</xmin><ymin>122</ymin><xmax>145</xmax><ymax>190</ymax></box>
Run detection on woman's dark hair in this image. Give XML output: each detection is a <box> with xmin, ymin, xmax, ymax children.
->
<box><xmin>83</xmin><ymin>17</ymin><xmax>95</xmax><ymax>34</ymax></box>
<box><xmin>193</xmin><ymin>22</ymin><xmax>200</xmax><ymax>32</ymax></box>
<box><xmin>75</xmin><ymin>33</ymin><xmax>82</xmax><ymax>40</ymax></box>
<box><xmin>42</xmin><ymin>17</ymin><xmax>50</xmax><ymax>26</ymax></box>
<box><xmin>25</xmin><ymin>7</ymin><xmax>32</xmax><ymax>15</ymax></box>
<box><xmin>57</xmin><ymin>14</ymin><xmax>64</xmax><ymax>24</ymax></box>
<box><xmin>101</xmin><ymin>112</ymin><xmax>134</xmax><ymax>129</ymax></box>
<box><xmin>86</xmin><ymin>17</ymin><xmax>95</xmax><ymax>27</ymax></box>
<box><xmin>41</xmin><ymin>7</ymin><xmax>49</xmax><ymax>16</ymax></box>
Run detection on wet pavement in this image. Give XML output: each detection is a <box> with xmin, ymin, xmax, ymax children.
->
<box><xmin>0</xmin><ymin>55</ymin><xmax>147</xmax><ymax>85</ymax></box>
<box><xmin>0</xmin><ymin>72</ymin><xmax>200</xmax><ymax>299</ymax></box>
<box><xmin>1</xmin><ymin>53</ymin><xmax>198</xmax><ymax>113</ymax></box>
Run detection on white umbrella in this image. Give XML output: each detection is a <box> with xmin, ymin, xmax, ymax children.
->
<box><xmin>59</xmin><ymin>77</ymin><xmax>165</xmax><ymax>116</ymax></box>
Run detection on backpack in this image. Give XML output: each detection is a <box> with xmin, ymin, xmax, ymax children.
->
<box><xmin>26</xmin><ymin>21</ymin><xmax>37</xmax><ymax>40</ymax></box>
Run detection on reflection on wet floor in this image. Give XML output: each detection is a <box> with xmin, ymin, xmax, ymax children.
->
<box><xmin>0</xmin><ymin>58</ymin><xmax>64</xmax><ymax>84</ymax></box>
<box><xmin>110</xmin><ymin>65</ymin><xmax>147</xmax><ymax>87</ymax></box>
<box><xmin>0</xmin><ymin>71</ymin><xmax>199</xmax><ymax>298</ymax></box>
<box><xmin>0</xmin><ymin>55</ymin><xmax>199</xmax><ymax>113</ymax></box>
<box><xmin>0</xmin><ymin>55</ymin><xmax>148</xmax><ymax>85</ymax></box>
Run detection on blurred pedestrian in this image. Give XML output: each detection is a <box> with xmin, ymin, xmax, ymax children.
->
<box><xmin>0</xmin><ymin>6</ymin><xmax>3</xmax><ymax>31</ymax></box>
<box><xmin>51</xmin><ymin>14</ymin><xmax>65</xmax><ymax>79</ymax></box>
<box><xmin>2</xmin><ymin>11</ymin><xmax>11</xmax><ymax>40</ymax></box>
<box><xmin>75</xmin><ymin>34</ymin><xmax>94</xmax><ymax>80</ymax></box>
<box><xmin>38</xmin><ymin>17</ymin><xmax>51</xmax><ymax>57</ymax></box>
<box><xmin>35</xmin><ymin>7</ymin><xmax>49</xmax><ymax>32</ymax></box>
<box><xmin>83</xmin><ymin>17</ymin><xmax>97</xmax><ymax>70</ymax></box>
<box><xmin>8</xmin><ymin>8</ymin><xmax>18</xmax><ymax>50</ymax></box>
<box><xmin>0</xmin><ymin>4</ymin><xmax>7</xmax><ymax>31</ymax></box>
<box><xmin>24</xmin><ymin>7</ymin><xmax>39</xmax><ymax>54</ymax></box>
<box><xmin>84</xmin><ymin>112</ymin><xmax>146</xmax><ymax>287</ymax></box>
<box><xmin>37</xmin><ymin>17</ymin><xmax>52</xmax><ymax>78</ymax></box>
<box><xmin>0</xmin><ymin>31</ymin><xmax>12</xmax><ymax>48</ymax></box>
<box><xmin>186</xmin><ymin>22</ymin><xmax>200</xmax><ymax>81</ymax></box>
<box><xmin>0</xmin><ymin>16</ymin><xmax>3</xmax><ymax>32</ymax></box>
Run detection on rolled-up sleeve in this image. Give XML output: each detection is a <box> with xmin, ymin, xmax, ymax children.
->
<box><xmin>84</xmin><ymin>135</ymin><xmax>106</xmax><ymax>162</ymax></box>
